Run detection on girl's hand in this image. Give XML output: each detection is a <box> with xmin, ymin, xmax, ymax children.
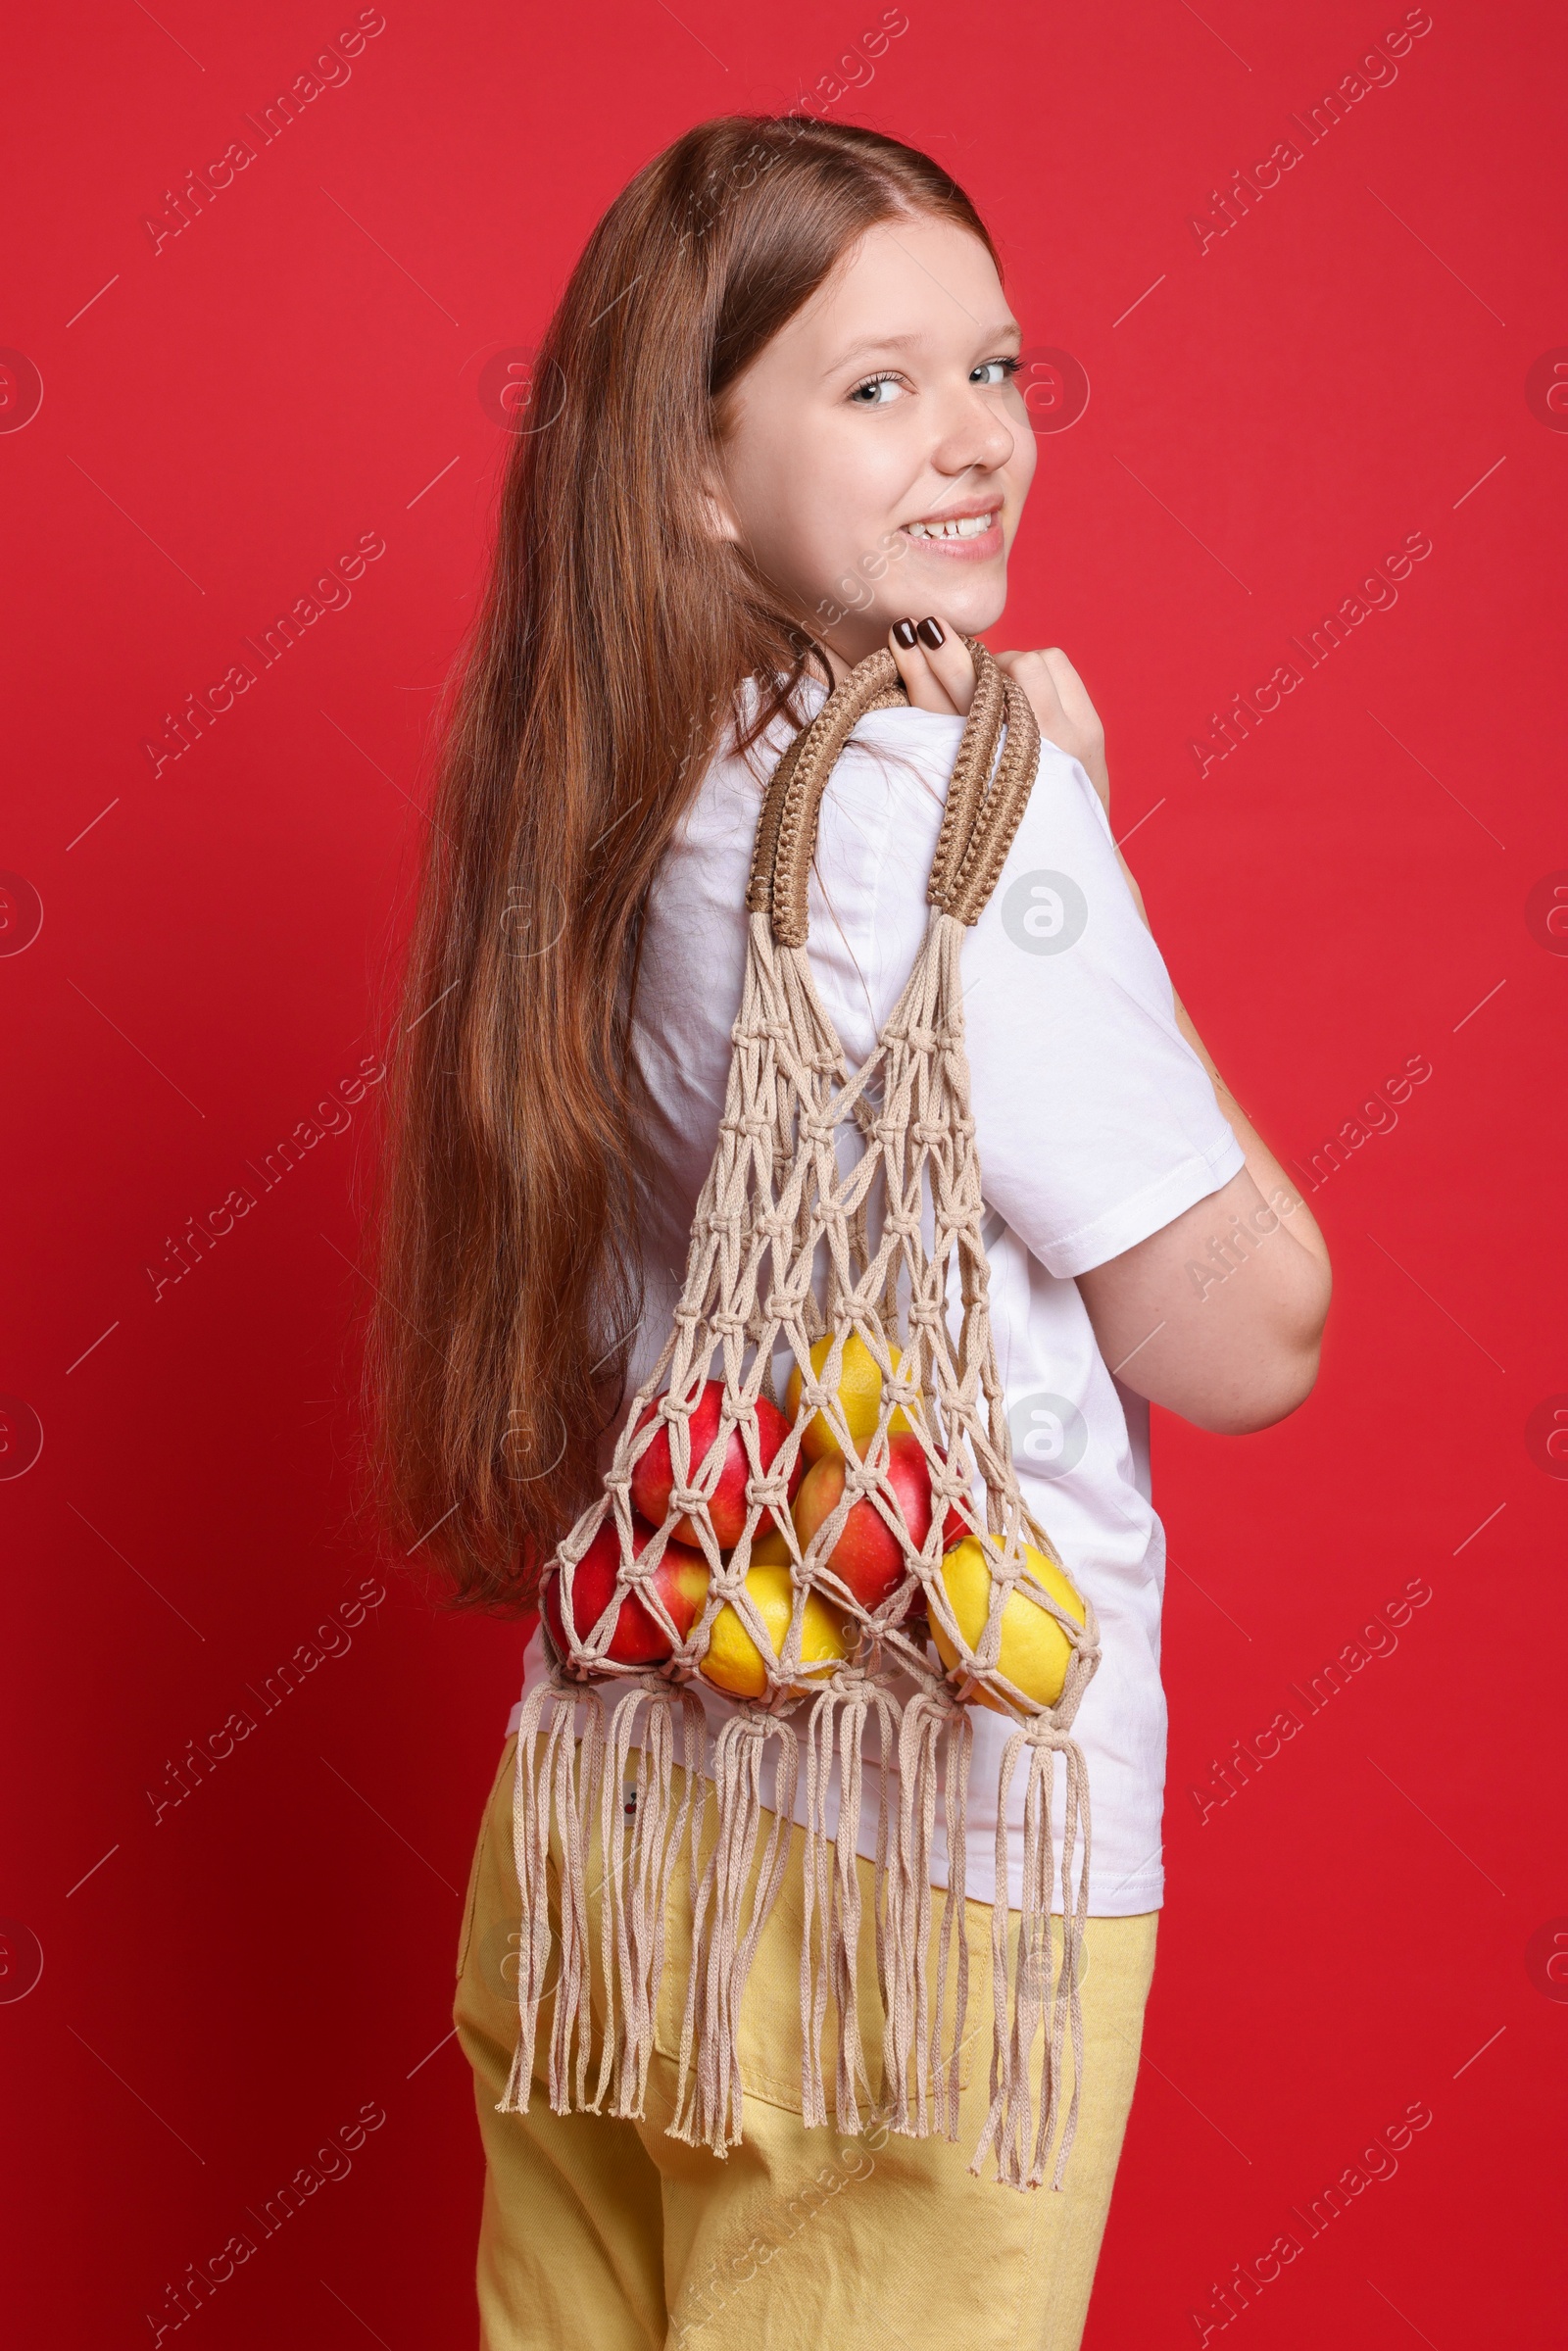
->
<box><xmin>885</xmin><ymin>614</ymin><xmax>980</xmax><ymax>714</ymax></box>
<box><xmin>886</xmin><ymin>619</ymin><xmax>1110</xmax><ymax>821</ymax></box>
<box><xmin>993</xmin><ymin>646</ymin><xmax>1109</xmax><ymax>820</ymax></box>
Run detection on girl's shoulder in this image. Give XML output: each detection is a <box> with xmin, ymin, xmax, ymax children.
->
<box><xmin>681</xmin><ymin>669</ymin><xmax>1109</xmax><ymax>887</ymax></box>
<box><xmin>692</xmin><ymin>671</ymin><xmax>960</xmax><ymax>821</ymax></box>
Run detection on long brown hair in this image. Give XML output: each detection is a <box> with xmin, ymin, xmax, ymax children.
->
<box><xmin>366</xmin><ymin>115</ymin><xmax>998</xmax><ymax>1612</ymax></box>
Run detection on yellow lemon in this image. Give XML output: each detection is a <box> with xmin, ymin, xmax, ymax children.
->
<box><xmin>784</xmin><ymin>1331</ymin><xmax>913</xmax><ymax>1462</ymax></box>
<box><xmin>932</xmin><ymin>1536</ymin><xmax>1087</xmax><ymax>1712</ymax></box>
<box><xmin>700</xmin><ymin>1566</ymin><xmax>848</xmax><ymax>1701</ymax></box>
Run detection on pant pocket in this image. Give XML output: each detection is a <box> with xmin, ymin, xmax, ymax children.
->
<box><xmin>651</xmin><ymin>1775</ymin><xmax>989</xmax><ymax>2118</ymax></box>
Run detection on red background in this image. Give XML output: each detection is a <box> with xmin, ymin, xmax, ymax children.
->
<box><xmin>3</xmin><ymin>2</ymin><xmax>1564</xmax><ymax>2343</ymax></box>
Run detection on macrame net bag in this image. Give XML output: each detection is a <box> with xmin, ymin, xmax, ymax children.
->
<box><xmin>499</xmin><ymin>643</ymin><xmax>1102</xmax><ymax>2191</ymax></box>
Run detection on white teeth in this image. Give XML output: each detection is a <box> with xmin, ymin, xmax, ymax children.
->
<box><xmin>906</xmin><ymin>513</ymin><xmax>996</xmax><ymax>540</ymax></box>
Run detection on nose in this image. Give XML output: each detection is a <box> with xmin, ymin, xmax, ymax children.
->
<box><xmin>929</xmin><ymin>378</ymin><xmax>1016</xmax><ymax>477</ymax></box>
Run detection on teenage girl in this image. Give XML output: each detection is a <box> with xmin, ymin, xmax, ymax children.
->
<box><xmin>368</xmin><ymin>114</ymin><xmax>1331</xmax><ymax>2351</ymax></box>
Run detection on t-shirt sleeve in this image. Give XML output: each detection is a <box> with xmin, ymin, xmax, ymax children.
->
<box><xmin>962</xmin><ymin>744</ymin><xmax>1247</xmax><ymax>1280</ymax></box>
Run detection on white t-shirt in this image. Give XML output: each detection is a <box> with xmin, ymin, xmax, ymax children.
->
<box><xmin>512</xmin><ymin>682</ymin><xmax>1246</xmax><ymax>1914</ymax></box>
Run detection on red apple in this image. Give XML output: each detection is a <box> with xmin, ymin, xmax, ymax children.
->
<box><xmin>629</xmin><ymin>1380</ymin><xmax>798</xmax><ymax>1548</ymax></box>
<box><xmin>791</xmin><ymin>1432</ymin><xmax>933</xmax><ymax>1611</ymax></box>
<box><xmin>542</xmin><ymin>1516</ymin><xmax>710</xmax><ymax>1666</ymax></box>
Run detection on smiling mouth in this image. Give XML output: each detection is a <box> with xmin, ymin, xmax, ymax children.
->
<box><xmin>904</xmin><ymin>508</ymin><xmax>1002</xmax><ymax>541</ymax></box>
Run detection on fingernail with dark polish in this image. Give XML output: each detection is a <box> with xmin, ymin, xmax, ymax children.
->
<box><xmin>916</xmin><ymin>616</ymin><xmax>946</xmax><ymax>650</ymax></box>
<box><xmin>892</xmin><ymin>618</ymin><xmax>918</xmax><ymax>649</ymax></box>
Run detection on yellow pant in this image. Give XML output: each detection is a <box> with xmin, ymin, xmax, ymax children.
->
<box><xmin>455</xmin><ymin>1735</ymin><xmax>1156</xmax><ymax>2351</ymax></box>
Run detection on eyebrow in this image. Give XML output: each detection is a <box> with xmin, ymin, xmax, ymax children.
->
<box><xmin>826</xmin><ymin>320</ymin><xmax>1022</xmax><ymax>372</ymax></box>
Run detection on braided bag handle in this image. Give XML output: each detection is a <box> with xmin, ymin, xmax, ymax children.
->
<box><xmin>747</xmin><ymin>640</ymin><xmax>1042</xmax><ymax>938</ymax></box>
<box><xmin>500</xmin><ymin>647</ymin><xmax>1101</xmax><ymax>2196</ymax></box>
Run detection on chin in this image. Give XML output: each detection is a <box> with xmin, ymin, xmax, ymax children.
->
<box><xmin>895</xmin><ymin>560</ymin><xmax>1008</xmax><ymax>641</ymax></box>
<box><xmin>946</xmin><ymin>575</ymin><xmax>1008</xmax><ymax>636</ymax></box>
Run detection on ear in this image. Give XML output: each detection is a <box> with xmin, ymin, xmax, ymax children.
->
<box><xmin>699</xmin><ymin>467</ymin><xmax>742</xmax><ymax>546</ymax></box>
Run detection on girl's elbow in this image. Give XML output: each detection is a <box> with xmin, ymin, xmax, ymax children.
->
<box><xmin>1250</xmin><ymin>1336</ymin><xmax>1324</xmax><ymax>1430</ymax></box>
<box><xmin>1223</xmin><ymin>1259</ymin><xmax>1331</xmax><ymax>1430</ymax></box>
<box><xmin>1193</xmin><ymin>1334</ymin><xmax>1324</xmax><ymax>1435</ymax></box>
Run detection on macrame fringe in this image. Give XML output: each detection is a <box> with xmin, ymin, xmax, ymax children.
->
<box><xmin>798</xmin><ymin>1680</ymin><xmax>898</xmax><ymax>2133</ymax></box>
<box><xmin>495</xmin><ymin>1676</ymin><xmax>605</xmax><ymax>2119</ymax></box>
<box><xmin>667</xmin><ymin>1709</ymin><xmax>800</xmax><ymax>2156</ymax></box>
<box><xmin>501</xmin><ymin>1678</ymin><xmax>1097</xmax><ymax>2193</ymax></box>
<box><xmin>884</xmin><ymin>1690</ymin><xmax>974</xmax><ymax>2140</ymax></box>
<box><xmin>593</xmin><ymin>1679</ymin><xmax>709</xmax><ymax>2119</ymax></box>
<box><xmin>969</xmin><ymin>1724</ymin><xmax>1093</xmax><ymax>2190</ymax></box>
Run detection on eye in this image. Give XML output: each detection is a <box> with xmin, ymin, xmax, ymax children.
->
<box><xmin>848</xmin><ymin>370</ymin><xmax>906</xmax><ymax>406</ymax></box>
<box><xmin>971</xmin><ymin>356</ymin><xmax>1022</xmax><ymax>387</ymax></box>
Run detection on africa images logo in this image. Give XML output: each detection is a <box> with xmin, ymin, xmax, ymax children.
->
<box><xmin>0</xmin><ymin>349</ymin><xmax>44</xmax><ymax>433</ymax></box>
<box><xmin>476</xmin><ymin>346</ymin><xmax>567</xmax><ymax>434</ymax></box>
<box><xmin>1014</xmin><ymin>348</ymin><xmax>1090</xmax><ymax>434</ymax></box>
<box><xmin>1001</xmin><ymin>870</ymin><xmax>1090</xmax><ymax>955</ymax></box>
